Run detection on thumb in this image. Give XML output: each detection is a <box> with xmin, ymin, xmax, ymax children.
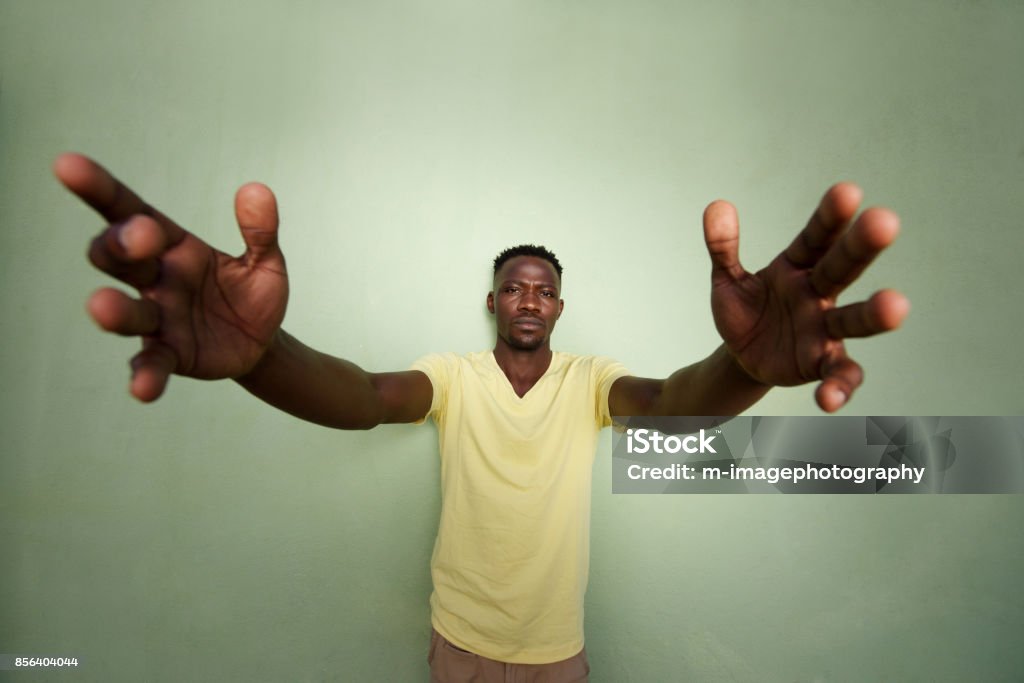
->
<box><xmin>234</xmin><ymin>182</ymin><xmax>281</xmax><ymax>265</ymax></box>
<box><xmin>703</xmin><ymin>200</ymin><xmax>745</xmax><ymax>283</ymax></box>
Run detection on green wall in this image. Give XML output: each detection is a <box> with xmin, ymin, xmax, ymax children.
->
<box><xmin>2</xmin><ymin>1</ymin><xmax>1022</xmax><ymax>680</ymax></box>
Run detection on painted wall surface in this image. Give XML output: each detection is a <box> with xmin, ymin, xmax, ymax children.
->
<box><xmin>2</xmin><ymin>1</ymin><xmax>1022</xmax><ymax>681</ymax></box>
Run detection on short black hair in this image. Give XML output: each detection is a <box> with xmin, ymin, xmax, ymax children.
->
<box><xmin>492</xmin><ymin>244</ymin><xmax>563</xmax><ymax>279</ymax></box>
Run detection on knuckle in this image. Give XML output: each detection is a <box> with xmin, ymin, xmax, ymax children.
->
<box><xmin>87</xmin><ymin>236</ymin><xmax>110</xmax><ymax>269</ymax></box>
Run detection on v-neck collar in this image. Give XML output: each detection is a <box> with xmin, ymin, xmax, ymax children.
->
<box><xmin>489</xmin><ymin>350</ymin><xmax>556</xmax><ymax>400</ymax></box>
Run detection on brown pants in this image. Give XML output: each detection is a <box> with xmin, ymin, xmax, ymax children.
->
<box><xmin>428</xmin><ymin>628</ymin><xmax>590</xmax><ymax>683</ymax></box>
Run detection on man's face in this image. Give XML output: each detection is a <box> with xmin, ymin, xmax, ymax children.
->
<box><xmin>488</xmin><ymin>256</ymin><xmax>563</xmax><ymax>351</ymax></box>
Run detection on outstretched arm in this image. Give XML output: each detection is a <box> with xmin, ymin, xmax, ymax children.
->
<box><xmin>236</xmin><ymin>330</ymin><xmax>431</xmax><ymax>429</ymax></box>
<box><xmin>610</xmin><ymin>183</ymin><xmax>910</xmax><ymax>416</ymax></box>
<box><xmin>57</xmin><ymin>153</ymin><xmax>430</xmax><ymax>427</ymax></box>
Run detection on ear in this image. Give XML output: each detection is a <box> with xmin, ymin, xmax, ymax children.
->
<box><xmin>486</xmin><ymin>291</ymin><xmax>495</xmax><ymax>314</ymax></box>
<box><xmin>558</xmin><ymin>299</ymin><xmax>564</xmax><ymax>318</ymax></box>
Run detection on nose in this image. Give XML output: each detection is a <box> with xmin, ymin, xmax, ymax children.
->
<box><xmin>518</xmin><ymin>290</ymin><xmax>541</xmax><ymax>312</ymax></box>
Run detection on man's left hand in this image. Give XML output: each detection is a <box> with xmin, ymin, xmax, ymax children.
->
<box><xmin>703</xmin><ymin>183</ymin><xmax>910</xmax><ymax>412</ymax></box>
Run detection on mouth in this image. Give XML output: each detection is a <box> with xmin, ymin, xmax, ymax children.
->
<box><xmin>512</xmin><ymin>317</ymin><xmax>544</xmax><ymax>329</ymax></box>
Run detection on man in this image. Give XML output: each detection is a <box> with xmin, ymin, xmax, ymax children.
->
<box><xmin>55</xmin><ymin>152</ymin><xmax>908</xmax><ymax>682</ymax></box>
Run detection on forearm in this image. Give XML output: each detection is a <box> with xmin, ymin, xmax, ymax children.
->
<box><xmin>235</xmin><ymin>329</ymin><xmax>384</xmax><ymax>429</ymax></box>
<box><xmin>652</xmin><ymin>344</ymin><xmax>770</xmax><ymax>416</ymax></box>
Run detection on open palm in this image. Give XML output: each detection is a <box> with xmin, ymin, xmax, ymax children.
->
<box><xmin>56</xmin><ymin>153</ymin><xmax>288</xmax><ymax>401</ymax></box>
<box><xmin>703</xmin><ymin>184</ymin><xmax>909</xmax><ymax>412</ymax></box>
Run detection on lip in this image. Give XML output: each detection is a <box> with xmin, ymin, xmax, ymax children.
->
<box><xmin>512</xmin><ymin>318</ymin><xmax>544</xmax><ymax>328</ymax></box>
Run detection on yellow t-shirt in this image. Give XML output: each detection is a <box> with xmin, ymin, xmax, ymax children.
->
<box><xmin>411</xmin><ymin>350</ymin><xmax>629</xmax><ymax>664</ymax></box>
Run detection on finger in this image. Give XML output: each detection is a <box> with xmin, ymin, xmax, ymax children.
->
<box><xmin>824</xmin><ymin>289</ymin><xmax>910</xmax><ymax>339</ymax></box>
<box><xmin>87</xmin><ymin>287</ymin><xmax>161</xmax><ymax>336</ymax></box>
<box><xmin>784</xmin><ymin>182</ymin><xmax>863</xmax><ymax>268</ymax></box>
<box><xmin>87</xmin><ymin>214</ymin><xmax>167</xmax><ymax>288</ymax></box>
<box><xmin>234</xmin><ymin>182</ymin><xmax>283</xmax><ymax>268</ymax></box>
<box><xmin>809</xmin><ymin>207</ymin><xmax>900</xmax><ymax>299</ymax></box>
<box><xmin>703</xmin><ymin>200</ymin><xmax>746</xmax><ymax>283</ymax></box>
<box><xmin>815</xmin><ymin>353</ymin><xmax>864</xmax><ymax>413</ymax></box>
<box><xmin>54</xmin><ymin>152</ymin><xmax>186</xmax><ymax>245</ymax></box>
<box><xmin>129</xmin><ymin>340</ymin><xmax>178</xmax><ymax>402</ymax></box>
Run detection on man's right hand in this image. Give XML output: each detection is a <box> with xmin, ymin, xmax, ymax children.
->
<box><xmin>55</xmin><ymin>153</ymin><xmax>289</xmax><ymax>402</ymax></box>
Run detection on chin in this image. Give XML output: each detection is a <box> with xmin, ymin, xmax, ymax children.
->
<box><xmin>508</xmin><ymin>335</ymin><xmax>546</xmax><ymax>351</ymax></box>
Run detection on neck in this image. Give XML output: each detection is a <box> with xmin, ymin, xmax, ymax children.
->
<box><xmin>492</xmin><ymin>340</ymin><xmax>553</xmax><ymax>397</ymax></box>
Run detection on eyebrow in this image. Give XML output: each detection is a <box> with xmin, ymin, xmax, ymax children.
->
<box><xmin>500</xmin><ymin>279</ymin><xmax>558</xmax><ymax>289</ymax></box>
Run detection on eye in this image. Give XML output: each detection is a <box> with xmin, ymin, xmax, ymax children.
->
<box><xmin>503</xmin><ymin>286</ymin><xmax>520</xmax><ymax>294</ymax></box>
<box><xmin>541</xmin><ymin>291</ymin><xmax>556</xmax><ymax>298</ymax></box>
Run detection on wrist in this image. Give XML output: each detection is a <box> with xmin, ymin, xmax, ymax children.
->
<box><xmin>718</xmin><ymin>345</ymin><xmax>769</xmax><ymax>388</ymax></box>
<box><xmin>236</xmin><ymin>329</ymin><xmax>288</xmax><ymax>385</ymax></box>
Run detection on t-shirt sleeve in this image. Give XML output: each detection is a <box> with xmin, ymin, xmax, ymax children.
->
<box><xmin>409</xmin><ymin>352</ymin><xmax>457</xmax><ymax>425</ymax></box>
<box><xmin>592</xmin><ymin>356</ymin><xmax>630</xmax><ymax>429</ymax></box>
